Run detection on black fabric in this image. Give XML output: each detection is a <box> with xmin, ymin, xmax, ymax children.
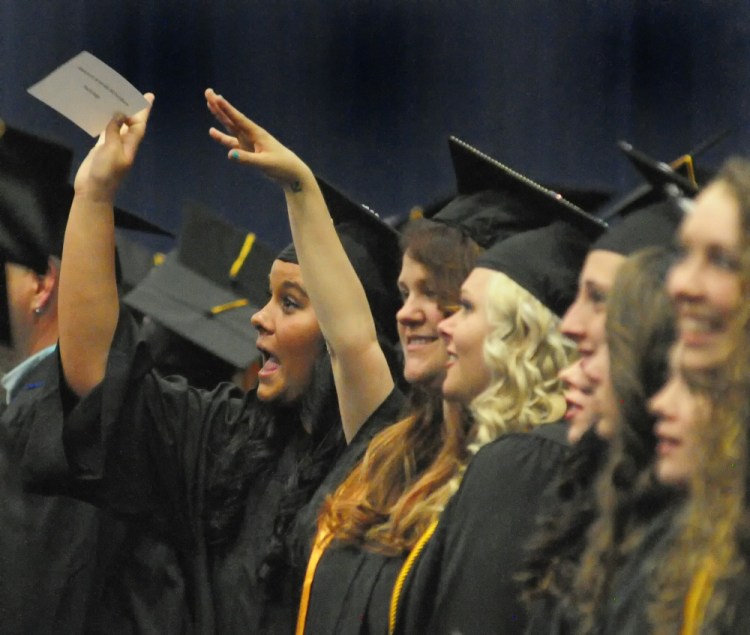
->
<box><xmin>292</xmin><ymin>388</ymin><xmax>407</xmax><ymax>635</ymax></box>
<box><xmin>292</xmin><ymin>387</ymin><xmax>407</xmax><ymax>565</ymax></box>
<box><xmin>589</xmin><ymin>504</ymin><xmax>679</xmax><ymax>635</ymax></box>
<box><xmin>474</xmin><ymin>220</ymin><xmax>596</xmax><ymax>317</ymax></box>
<box><xmin>277</xmin><ymin>179</ymin><xmax>402</xmax><ymax>348</ymax></box>
<box><xmin>592</xmin><ymin>198</ymin><xmax>684</xmax><ymax>256</ymax></box>
<box><xmin>394</xmin><ymin>423</ymin><xmax>570</xmax><ymax>635</ymax></box>
<box><xmin>36</xmin><ymin>308</ymin><xmax>400</xmax><ymax>634</ymax></box>
<box><xmin>0</xmin><ymin>353</ymin><xmax>191</xmax><ymax>634</ymax></box>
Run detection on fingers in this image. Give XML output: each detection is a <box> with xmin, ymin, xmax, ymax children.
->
<box><xmin>208</xmin><ymin>127</ymin><xmax>240</xmax><ymax>150</ymax></box>
<box><xmin>205</xmin><ymin>87</ymin><xmax>269</xmax><ymax>140</ymax></box>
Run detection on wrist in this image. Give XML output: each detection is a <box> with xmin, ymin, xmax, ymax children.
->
<box><xmin>283</xmin><ymin>164</ymin><xmax>316</xmax><ymax>195</ymax></box>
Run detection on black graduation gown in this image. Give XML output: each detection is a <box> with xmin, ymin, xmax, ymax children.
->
<box><xmin>592</xmin><ymin>504</ymin><xmax>678</xmax><ymax>635</ymax></box>
<box><xmin>293</xmin><ymin>389</ymin><xmax>408</xmax><ymax>635</ymax></box>
<box><xmin>0</xmin><ymin>353</ymin><xmax>102</xmax><ymax>634</ymax></box>
<box><xmin>51</xmin><ymin>310</ymin><xmax>402</xmax><ymax>634</ymax></box>
<box><xmin>0</xmin><ymin>351</ymin><xmax>191</xmax><ymax>634</ymax></box>
<box><xmin>393</xmin><ymin>422</ymin><xmax>570</xmax><ymax>635</ymax></box>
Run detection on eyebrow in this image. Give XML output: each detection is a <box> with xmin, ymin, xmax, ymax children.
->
<box><xmin>279</xmin><ymin>280</ymin><xmax>310</xmax><ymax>298</ymax></box>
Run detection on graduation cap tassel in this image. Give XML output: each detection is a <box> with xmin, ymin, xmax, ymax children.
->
<box><xmin>207</xmin><ymin>298</ymin><xmax>250</xmax><ymax>317</ymax></box>
<box><xmin>229</xmin><ymin>233</ymin><xmax>256</xmax><ymax>282</ymax></box>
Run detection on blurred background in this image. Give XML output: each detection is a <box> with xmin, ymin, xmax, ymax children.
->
<box><xmin>1</xmin><ymin>0</ymin><xmax>748</xmax><ymax>251</ymax></box>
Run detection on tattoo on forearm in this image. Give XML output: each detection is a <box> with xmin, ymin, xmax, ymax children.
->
<box><xmin>289</xmin><ymin>180</ymin><xmax>303</xmax><ymax>193</ymax></box>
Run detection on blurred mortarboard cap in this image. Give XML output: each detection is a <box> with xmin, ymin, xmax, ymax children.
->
<box><xmin>277</xmin><ymin>177</ymin><xmax>402</xmax><ymax>345</ymax></box>
<box><xmin>427</xmin><ymin>137</ymin><xmax>606</xmax><ymax>246</ymax></box>
<box><xmin>618</xmin><ymin>141</ymin><xmax>699</xmax><ymax>201</ymax></box>
<box><xmin>0</xmin><ymin>120</ymin><xmax>72</xmax><ymax>271</ymax></box>
<box><xmin>592</xmin><ymin>198</ymin><xmax>684</xmax><ymax>256</ymax></box>
<box><xmin>124</xmin><ymin>202</ymin><xmax>276</xmax><ymax>369</ymax></box>
<box><xmin>114</xmin><ymin>232</ymin><xmax>167</xmax><ymax>296</ymax></box>
<box><xmin>0</xmin><ymin>172</ymin><xmax>53</xmax><ymax>272</ymax></box>
<box><xmin>475</xmin><ymin>218</ymin><xmax>600</xmax><ymax>317</ymax></box>
<box><xmin>540</xmin><ymin>184</ymin><xmax>614</xmax><ymax>214</ymax></box>
<box><xmin>593</xmin><ymin>142</ymin><xmax>700</xmax><ymax>256</ymax></box>
<box><xmin>0</xmin><ymin>120</ymin><xmax>172</xmax><ymax>271</ymax></box>
<box><xmin>0</xmin><ymin>119</ymin><xmax>72</xmax><ymax>184</ymax></box>
<box><xmin>600</xmin><ymin>133</ymin><xmax>726</xmax><ymax>221</ymax></box>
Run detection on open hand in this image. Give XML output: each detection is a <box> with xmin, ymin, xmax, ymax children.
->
<box><xmin>205</xmin><ymin>88</ymin><xmax>312</xmax><ymax>191</ymax></box>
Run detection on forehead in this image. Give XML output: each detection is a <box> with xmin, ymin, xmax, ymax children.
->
<box><xmin>398</xmin><ymin>251</ymin><xmax>431</xmax><ymax>284</ymax></box>
<box><xmin>269</xmin><ymin>259</ymin><xmax>304</xmax><ymax>287</ymax></box>
<box><xmin>679</xmin><ymin>182</ymin><xmax>741</xmax><ymax>249</ymax></box>
<box><xmin>581</xmin><ymin>250</ymin><xmax>625</xmax><ymax>290</ymax></box>
<box><xmin>464</xmin><ymin>267</ymin><xmax>494</xmax><ymax>295</ymax></box>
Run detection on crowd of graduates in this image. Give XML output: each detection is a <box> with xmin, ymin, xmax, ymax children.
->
<box><xmin>0</xmin><ymin>87</ymin><xmax>748</xmax><ymax>634</ymax></box>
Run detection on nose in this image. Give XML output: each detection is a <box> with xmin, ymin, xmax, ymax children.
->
<box><xmin>251</xmin><ymin>300</ymin><xmax>274</xmax><ymax>334</ymax></box>
<box><xmin>560</xmin><ymin>297</ymin><xmax>586</xmax><ymax>342</ymax></box>
<box><xmin>438</xmin><ymin>311</ymin><xmax>456</xmax><ymax>343</ymax></box>
<box><xmin>558</xmin><ymin>359</ymin><xmax>584</xmax><ymax>388</ymax></box>
<box><xmin>396</xmin><ymin>293</ymin><xmax>423</xmax><ymax>326</ymax></box>
<box><xmin>581</xmin><ymin>344</ymin><xmax>607</xmax><ymax>386</ymax></box>
<box><xmin>666</xmin><ymin>254</ymin><xmax>703</xmax><ymax>304</ymax></box>
<box><xmin>648</xmin><ymin>376</ymin><xmax>675</xmax><ymax>418</ymax></box>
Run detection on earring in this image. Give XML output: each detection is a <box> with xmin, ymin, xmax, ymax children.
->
<box><xmin>33</xmin><ymin>306</ymin><xmax>43</xmax><ymax>316</ymax></box>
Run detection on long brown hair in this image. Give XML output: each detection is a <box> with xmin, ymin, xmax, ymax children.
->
<box><xmin>647</xmin><ymin>158</ymin><xmax>750</xmax><ymax>634</ymax></box>
<box><xmin>571</xmin><ymin>247</ymin><xmax>677</xmax><ymax>633</ymax></box>
<box><xmin>317</xmin><ymin>219</ymin><xmax>478</xmax><ymax>553</ymax></box>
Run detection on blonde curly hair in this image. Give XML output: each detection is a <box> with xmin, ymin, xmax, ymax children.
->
<box><xmin>468</xmin><ymin>271</ymin><xmax>572</xmax><ymax>455</ymax></box>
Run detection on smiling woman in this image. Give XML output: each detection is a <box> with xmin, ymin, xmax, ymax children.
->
<box><xmin>668</xmin><ymin>168</ymin><xmax>745</xmax><ymax>370</ymax></box>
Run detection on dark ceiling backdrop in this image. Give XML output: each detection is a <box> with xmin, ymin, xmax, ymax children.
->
<box><xmin>1</xmin><ymin>0</ymin><xmax>748</xmax><ymax>251</ymax></box>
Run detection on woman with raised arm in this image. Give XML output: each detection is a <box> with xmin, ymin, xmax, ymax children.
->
<box><xmin>203</xmin><ymin>90</ymin><xmax>601</xmax><ymax>634</ymax></box>
<box><xmin>56</xmin><ymin>95</ymin><xmax>404</xmax><ymax>634</ymax></box>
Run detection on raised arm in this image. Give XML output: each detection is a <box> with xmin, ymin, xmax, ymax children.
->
<box><xmin>59</xmin><ymin>95</ymin><xmax>154</xmax><ymax>396</ymax></box>
<box><xmin>205</xmin><ymin>88</ymin><xmax>393</xmax><ymax>442</ymax></box>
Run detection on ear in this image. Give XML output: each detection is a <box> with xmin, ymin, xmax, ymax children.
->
<box><xmin>33</xmin><ymin>257</ymin><xmax>60</xmax><ymax>314</ymax></box>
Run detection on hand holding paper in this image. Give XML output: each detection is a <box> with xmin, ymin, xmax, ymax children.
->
<box><xmin>28</xmin><ymin>51</ymin><xmax>149</xmax><ymax>137</ymax></box>
<box><xmin>74</xmin><ymin>94</ymin><xmax>154</xmax><ymax>203</ymax></box>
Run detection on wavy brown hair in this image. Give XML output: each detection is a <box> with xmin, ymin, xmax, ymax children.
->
<box><xmin>571</xmin><ymin>247</ymin><xmax>677</xmax><ymax>634</ymax></box>
<box><xmin>316</xmin><ymin>219</ymin><xmax>479</xmax><ymax>554</ymax></box>
<box><xmin>647</xmin><ymin>158</ymin><xmax>750</xmax><ymax>634</ymax></box>
<box><xmin>319</xmin><ymin>226</ymin><xmax>573</xmax><ymax>554</ymax></box>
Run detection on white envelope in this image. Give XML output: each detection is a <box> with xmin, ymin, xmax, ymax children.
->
<box><xmin>28</xmin><ymin>51</ymin><xmax>149</xmax><ymax>137</ymax></box>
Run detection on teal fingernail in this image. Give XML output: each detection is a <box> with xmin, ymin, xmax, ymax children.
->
<box><xmin>231</xmin><ymin>150</ymin><xmax>239</xmax><ymax>160</ymax></box>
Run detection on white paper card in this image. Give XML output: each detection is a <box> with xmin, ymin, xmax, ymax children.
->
<box><xmin>27</xmin><ymin>51</ymin><xmax>149</xmax><ymax>137</ymax></box>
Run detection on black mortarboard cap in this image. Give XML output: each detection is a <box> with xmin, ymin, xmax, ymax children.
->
<box><xmin>428</xmin><ymin>137</ymin><xmax>606</xmax><ymax>247</ymax></box>
<box><xmin>592</xmin><ymin>198</ymin><xmax>684</xmax><ymax>256</ymax></box>
<box><xmin>599</xmin><ymin>140</ymin><xmax>710</xmax><ymax>222</ymax></box>
<box><xmin>0</xmin><ymin>121</ymin><xmax>172</xmax><ymax>271</ymax></box>
<box><xmin>618</xmin><ymin>141</ymin><xmax>699</xmax><ymax>200</ymax></box>
<box><xmin>475</xmin><ymin>219</ymin><xmax>599</xmax><ymax>317</ymax></box>
<box><xmin>277</xmin><ymin>178</ymin><xmax>402</xmax><ymax>346</ymax></box>
<box><xmin>0</xmin><ymin>120</ymin><xmax>72</xmax><ymax>271</ymax></box>
<box><xmin>541</xmin><ymin>184</ymin><xmax>614</xmax><ymax>214</ymax></box>
<box><xmin>0</xmin><ymin>119</ymin><xmax>73</xmax><ymax>185</ymax></box>
<box><xmin>114</xmin><ymin>232</ymin><xmax>165</xmax><ymax>296</ymax></box>
<box><xmin>124</xmin><ymin>202</ymin><xmax>276</xmax><ymax>369</ymax></box>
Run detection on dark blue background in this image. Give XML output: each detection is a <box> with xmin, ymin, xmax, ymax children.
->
<box><xmin>1</xmin><ymin>0</ymin><xmax>748</xmax><ymax>251</ymax></box>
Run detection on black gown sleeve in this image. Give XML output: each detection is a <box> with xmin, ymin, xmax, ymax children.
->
<box><xmin>58</xmin><ymin>308</ymin><xmax>253</xmax><ymax>550</ymax></box>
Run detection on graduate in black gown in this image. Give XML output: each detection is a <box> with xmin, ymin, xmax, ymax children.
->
<box><xmin>203</xmin><ymin>91</ymin><xmax>593</xmax><ymax>634</ymax></box>
<box><xmin>0</xmin><ymin>120</ymin><xmax>193</xmax><ymax>634</ymax></box>
<box><xmin>392</xmin><ymin>202</ymin><xmax>603</xmax><ymax>634</ymax></box>
<box><xmin>518</xmin><ymin>149</ymin><xmax>700</xmax><ymax>634</ymax></box>
<box><xmin>639</xmin><ymin>158</ymin><xmax>750</xmax><ymax>635</ymax></box>
<box><xmin>54</xmin><ymin>93</ymin><xmax>403</xmax><ymax>634</ymax></box>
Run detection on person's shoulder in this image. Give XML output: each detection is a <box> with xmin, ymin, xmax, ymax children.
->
<box><xmin>475</xmin><ymin>421</ymin><xmax>569</xmax><ymax>460</ymax></box>
<box><xmin>459</xmin><ymin>421</ymin><xmax>570</xmax><ymax>487</ymax></box>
